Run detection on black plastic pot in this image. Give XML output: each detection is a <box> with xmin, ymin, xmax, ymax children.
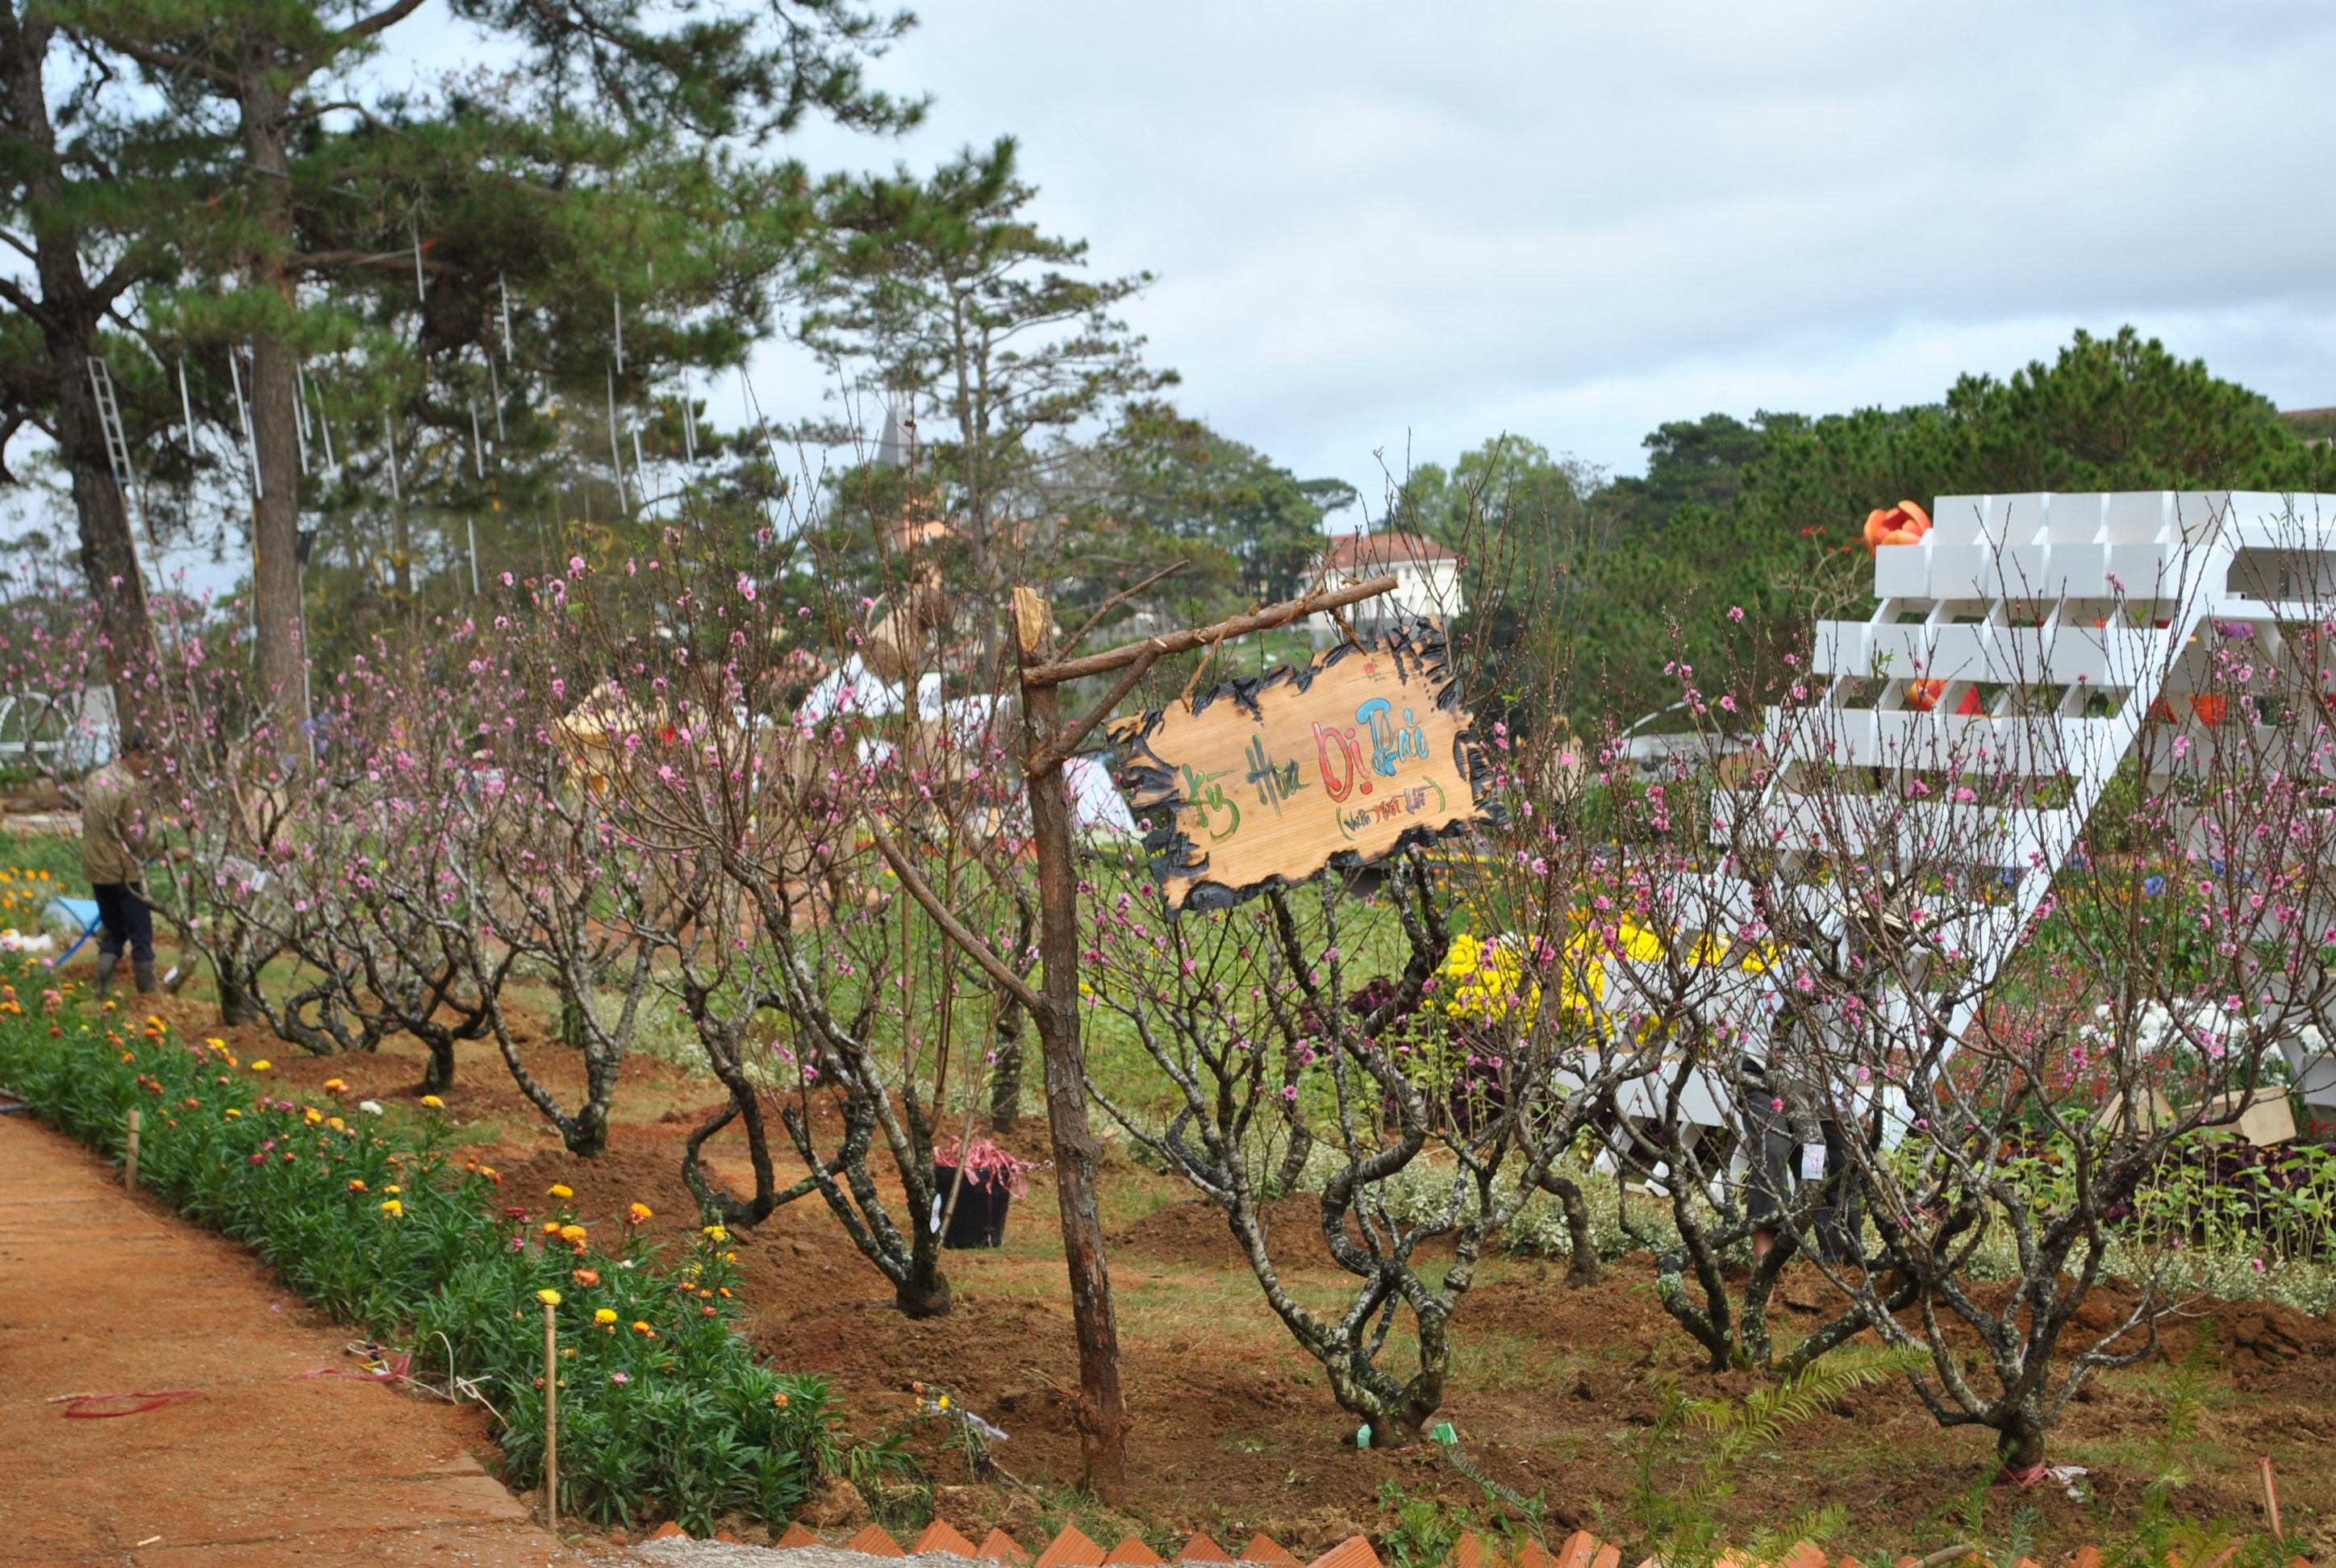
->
<box><xmin>932</xmin><ymin>1164</ymin><xmax>1012</xmax><ymax>1249</ymax></box>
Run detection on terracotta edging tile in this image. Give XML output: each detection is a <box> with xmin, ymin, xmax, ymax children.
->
<box><xmin>1242</xmin><ymin>1535</ymin><xmax>1300</xmax><ymax>1568</ymax></box>
<box><xmin>1307</xmin><ymin>1538</ymin><xmax>1382</xmax><ymax>1568</ymax></box>
<box><xmin>1036</xmin><ymin>1526</ymin><xmax>1108</xmax><ymax>1568</ymax></box>
<box><xmin>1586</xmin><ymin>1547</ymin><xmax>1618</xmax><ymax>1568</ymax></box>
<box><xmin>1178</xmin><ymin>1536</ymin><xmax>1236</xmax><ymax>1564</ymax></box>
<box><xmin>776</xmin><ymin>1524</ymin><xmax>821</xmax><ymax>1549</ymax></box>
<box><xmin>980</xmin><ymin>1528</ymin><xmax>1034</xmax><ymax>1565</ymax></box>
<box><xmin>917</xmin><ymin>1522</ymin><xmax>982</xmax><ymax>1558</ymax></box>
<box><xmin>647</xmin><ymin>1522</ymin><xmax>689</xmax><ymax>1541</ymax></box>
<box><xmin>848</xmin><ymin>1524</ymin><xmax>907</xmax><ymax>1558</ymax></box>
<box><xmin>1107</xmin><ymin>1537</ymin><xmax>1165</xmax><ymax>1566</ymax></box>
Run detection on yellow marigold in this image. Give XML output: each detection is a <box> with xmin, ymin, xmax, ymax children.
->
<box><xmin>251</xmin><ymin>1060</ymin><xmax>272</xmax><ymax>1072</ymax></box>
<box><xmin>594</xmin><ymin>1307</ymin><xmax>619</xmax><ymax>1325</ymax></box>
<box><xmin>206</xmin><ymin>1037</ymin><xmax>225</xmax><ymax>1049</ymax></box>
<box><xmin>322</xmin><ymin>1078</ymin><xmax>347</xmax><ymax>1094</ymax></box>
<box><xmin>348</xmin><ymin>1179</ymin><xmax>369</xmax><ymax>1193</ymax></box>
<box><xmin>629</xmin><ymin>1202</ymin><xmax>653</xmax><ymax>1224</ymax></box>
<box><xmin>304</xmin><ymin>1108</ymin><xmax>323</xmax><ymax>1124</ymax></box>
<box><xmin>223</xmin><ymin>1108</ymin><xmax>241</xmax><ymax>1120</ymax></box>
<box><xmin>380</xmin><ymin>1199</ymin><xmax>404</xmax><ymax>1217</ymax></box>
<box><xmin>702</xmin><ymin>1224</ymin><xmax>728</xmax><ymax>1242</ymax></box>
<box><xmin>418</xmin><ymin>1094</ymin><xmax>444</xmax><ymax>1108</ymax></box>
<box><xmin>326</xmin><ymin>1116</ymin><xmax>345</xmax><ymax>1132</ymax></box>
<box><xmin>558</xmin><ymin>1224</ymin><xmax>588</xmax><ymax>1245</ymax></box>
<box><xmin>542</xmin><ymin>1221</ymin><xmax>562</xmax><ymax>1236</ymax></box>
<box><xmin>384</xmin><ymin>1184</ymin><xmax>402</xmax><ymax>1195</ymax></box>
<box><xmin>548</xmin><ymin>1183</ymin><xmax>574</xmax><ymax>1199</ymax></box>
<box><xmin>536</xmin><ymin>1288</ymin><xmax>562</xmax><ymax>1307</ymax></box>
<box><xmin>631</xmin><ymin>1320</ymin><xmax>656</xmax><ymax>1337</ymax></box>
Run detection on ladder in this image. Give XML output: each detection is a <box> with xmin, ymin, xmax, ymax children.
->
<box><xmin>85</xmin><ymin>356</ymin><xmax>146</xmax><ymax>547</ymax></box>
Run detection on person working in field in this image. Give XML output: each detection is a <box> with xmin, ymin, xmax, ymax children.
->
<box><xmin>80</xmin><ymin>730</ymin><xmax>185</xmax><ymax>998</ymax></box>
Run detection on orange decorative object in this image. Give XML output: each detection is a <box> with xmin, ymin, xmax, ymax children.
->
<box><xmin>1904</xmin><ymin>679</ymin><xmax>1947</xmax><ymax>713</ymax></box>
<box><xmin>1862</xmin><ymin>499</ymin><xmax>1932</xmax><ymax>553</ymax></box>
<box><xmin>1955</xmin><ymin>686</ymin><xmax>1988</xmax><ymax>717</ymax></box>
<box><xmin>2191</xmin><ymin>694</ymin><xmax>2228</xmax><ymax>727</ymax></box>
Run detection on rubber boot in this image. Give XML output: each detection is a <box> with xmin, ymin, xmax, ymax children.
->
<box><xmin>133</xmin><ymin>957</ymin><xmax>160</xmax><ymax>995</ymax></box>
<box><xmin>94</xmin><ymin>953</ymin><xmax>119</xmax><ymax>999</ymax></box>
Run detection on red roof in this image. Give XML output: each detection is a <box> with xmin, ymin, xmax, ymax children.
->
<box><xmin>1312</xmin><ymin>531</ymin><xmax>1458</xmax><ymax>573</ymax></box>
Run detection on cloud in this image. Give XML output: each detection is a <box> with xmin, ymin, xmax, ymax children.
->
<box><xmin>422</xmin><ymin>0</ymin><xmax>2336</xmax><ymax>496</ymax></box>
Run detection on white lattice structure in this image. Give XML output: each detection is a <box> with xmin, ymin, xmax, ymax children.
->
<box><xmin>1594</xmin><ymin>490</ymin><xmax>2336</xmax><ymax>1158</ymax></box>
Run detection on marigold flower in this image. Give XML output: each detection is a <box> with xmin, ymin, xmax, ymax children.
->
<box><xmin>304</xmin><ymin>1108</ymin><xmax>323</xmax><ymax>1125</ymax></box>
<box><xmin>628</xmin><ymin>1202</ymin><xmax>653</xmax><ymax>1224</ymax></box>
<box><xmin>206</xmin><ymin>1038</ymin><xmax>224</xmax><ymax>1049</ymax></box>
<box><xmin>548</xmin><ymin>1183</ymin><xmax>574</xmax><ymax>1199</ymax></box>
<box><xmin>537</xmin><ymin>1288</ymin><xmax>562</xmax><ymax>1307</ymax></box>
<box><xmin>543</xmin><ymin>1221</ymin><xmax>562</xmax><ymax>1236</ymax></box>
<box><xmin>322</xmin><ymin>1078</ymin><xmax>347</xmax><ymax>1095</ymax></box>
<box><xmin>380</xmin><ymin>1199</ymin><xmax>404</xmax><ymax>1217</ymax></box>
<box><xmin>326</xmin><ymin>1117</ymin><xmax>345</xmax><ymax>1132</ymax></box>
<box><xmin>558</xmin><ymin>1224</ymin><xmax>588</xmax><ymax>1245</ymax></box>
<box><xmin>774</xmin><ymin>1391</ymin><xmax>789</xmax><ymax>1408</ymax></box>
<box><xmin>631</xmin><ymin>1320</ymin><xmax>656</xmax><ymax>1337</ymax></box>
<box><xmin>223</xmin><ymin>1108</ymin><xmax>241</xmax><ymax>1120</ymax></box>
<box><xmin>573</xmin><ymin>1268</ymin><xmax>602</xmax><ymax>1287</ymax></box>
<box><xmin>348</xmin><ymin>1179</ymin><xmax>369</xmax><ymax>1193</ymax></box>
<box><xmin>251</xmin><ymin>1060</ymin><xmax>271</xmax><ymax>1072</ymax></box>
<box><xmin>702</xmin><ymin>1224</ymin><xmax>728</xmax><ymax>1242</ymax></box>
<box><xmin>418</xmin><ymin>1095</ymin><xmax>444</xmax><ymax>1108</ymax></box>
<box><xmin>594</xmin><ymin>1307</ymin><xmax>619</xmax><ymax>1325</ymax></box>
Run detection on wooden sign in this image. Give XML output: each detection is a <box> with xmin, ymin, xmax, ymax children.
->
<box><xmin>1108</xmin><ymin>626</ymin><xmax>1490</xmax><ymax>910</ymax></box>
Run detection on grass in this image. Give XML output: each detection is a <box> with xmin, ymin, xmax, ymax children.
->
<box><xmin>0</xmin><ymin>973</ymin><xmax>847</xmax><ymax>1537</ymax></box>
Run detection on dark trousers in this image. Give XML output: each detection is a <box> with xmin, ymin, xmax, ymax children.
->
<box><xmin>1745</xmin><ymin>1111</ymin><xmax>1863</xmax><ymax>1264</ymax></box>
<box><xmin>92</xmin><ymin>882</ymin><xmax>155</xmax><ymax>963</ymax></box>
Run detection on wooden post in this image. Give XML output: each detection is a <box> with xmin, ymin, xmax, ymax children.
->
<box><xmin>542</xmin><ymin>1301</ymin><xmax>558</xmax><ymax>1534</ymax></box>
<box><xmin>1011</xmin><ymin>587</ymin><xmax>1132</xmax><ymax>1501</ymax></box>
<box><xmin>2263</xmin><ymin>1454</ymin><xmax>2283</xmax><ymax>1539</ymax></box>
<box><xmin>871</xmin><ymin>573</ymin><xmax>1399</xmax><ymax>1504</ymax></box>
<box><xmin>123</xmin><ymin>1107</ymin><xmax>140</xmax><ymax>1189</ymax></box>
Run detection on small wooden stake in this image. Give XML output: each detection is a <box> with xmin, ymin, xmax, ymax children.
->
<box><xmin>542</xmin><ymin>1302</ymin><xmax>558</xmax><ymax>1535</ymax></box>
<box><xmin>123</xmin><ymin>1107</ymin><xmax>140</xmax><ymax>1189</ymax></box>
<box><xmin>2262</xmin><ymin>1454</ymin><xmax>2283</xmax><ymax>1540</ymax></box>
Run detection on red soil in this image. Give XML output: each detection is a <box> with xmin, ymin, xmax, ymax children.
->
<box><xmin>119</xmin><ymin>989</ymin><xmax>2336</xmax><ymax>1558</ymax></box>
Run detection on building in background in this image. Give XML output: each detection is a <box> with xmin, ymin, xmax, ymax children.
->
<box><xmin>1304</xmin><ymin>531</ymin><xmax>1462</xmax><ymax>647</ymax></box>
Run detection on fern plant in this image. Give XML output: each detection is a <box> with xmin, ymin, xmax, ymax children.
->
<box><xmin>1628</xmin><ymin>1349</ymin><xmax>1903</xmax><ymax>1559</ymax></box>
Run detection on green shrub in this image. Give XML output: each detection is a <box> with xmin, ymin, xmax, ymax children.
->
<box><xmin>0</xmin><ymin>972</ymin><xmax>834</xmax><ymax>1536</ymax></box>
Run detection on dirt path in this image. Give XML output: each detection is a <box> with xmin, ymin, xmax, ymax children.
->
<box><xmin>0</xmin><ymin>1111</ymin><xmax>566</xmax><ymax>1567</ymax></box>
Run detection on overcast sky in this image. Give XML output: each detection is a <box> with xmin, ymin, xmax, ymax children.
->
<box><xmin>434</xmin><ymin>0</ymin><xmax>2336</xmax><ymax>513</ymax></box>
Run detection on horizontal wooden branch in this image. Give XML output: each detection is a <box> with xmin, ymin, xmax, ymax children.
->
<box><xmin>1022</xmin><ymin>575</ymin><xmax>1399</xmax><ymax>688</ymax></box>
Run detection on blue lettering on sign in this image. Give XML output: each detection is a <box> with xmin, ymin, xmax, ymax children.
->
<box><xmin>1354</xmin><ymin>698</ymin><xmax>1430</xmax><ymax>777</ymax></box>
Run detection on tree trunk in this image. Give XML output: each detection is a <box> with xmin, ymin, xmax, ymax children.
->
<box><xmin>237</xmin><ymin>52</ymin><xmax>309</xmax><ymax>745</ymax></box>
<box><xmin>1538</xmin><ymin>1172</ymin><xmax>1601</xmax><ymax>1287</ymax></box>
<box><xmin>989</xmin><ymin>995</ymin><xmax>1023</xmax><ymax>1130</ymax></box>
<box><xmin>1996</xmin><ymin>1412</ymin><xmax>2046</xmax><ymax>1474</ymax></box>
<box><xmin>0</xmin><ymin>8</ymin><xmax>156</xmax><ymax>728</ymax></box>
<box><xmin>1016</xmin><ymin>598</ymin><xmax>1129</xmax><ymax>1503</ymax></box>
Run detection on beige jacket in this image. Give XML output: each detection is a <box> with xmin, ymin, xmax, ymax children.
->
<box><xmin>80</xmin><ymin>760</ymin><xmax>154</xmax><ymax>886</ymax></box>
